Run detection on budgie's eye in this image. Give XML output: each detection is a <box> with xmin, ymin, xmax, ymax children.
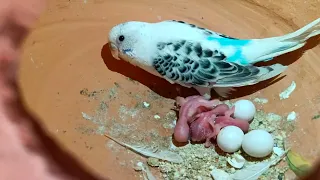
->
<box><xmin>118</xmin><ymin>35</ymin><xmax>125</xmax><ymax>42</ymax></box>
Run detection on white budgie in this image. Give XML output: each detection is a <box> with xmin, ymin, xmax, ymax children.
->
<box><xmin>108</xmin><ymin>18</ymin><xmax>320</xmax><ymax>99</ymax></box>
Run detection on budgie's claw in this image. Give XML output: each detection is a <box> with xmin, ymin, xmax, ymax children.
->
<box><xmin>194</xmin><ymin>86</ymin><xmax>211</xmax><ymax>100</ymax></box>
<box><xmin>213</xmin><ymin>87</ymin><xmax>235</xmax><ymax>98</ymax></box>
<box><xmin>203</xmin><ymin>94</ymin><xmax>211</xmax><ymax>100</ymax></box>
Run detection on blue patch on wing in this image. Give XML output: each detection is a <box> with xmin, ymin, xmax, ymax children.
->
<box><xmin>207</xmin><ymin>37</ymin><xmax>251</xmax><ymax>65</ymax></box>
<box><xmin>207</xmin><ymin>37</ymin><xmax>250</xmax><ymax>46</ymax></box>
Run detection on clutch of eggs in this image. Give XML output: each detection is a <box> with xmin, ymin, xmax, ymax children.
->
<box><xmin>217</xmin><ymin>99</ymin><xmax>274</xmax><ymax>158</ymax></box>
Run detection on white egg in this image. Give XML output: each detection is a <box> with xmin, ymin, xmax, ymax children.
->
<box><xmin>217</xmin><ymin>126</ymin><xmax>244</xmax><ymax>153</ymax></box>
<box><xmin>242</xmin><ymin>129</ymin><xmax>274</xmax><ymax>158</ymax></box>
<box><xmin>234</xmin><ymin>99</ymin><xmax>256</xmax><ymax>121</ymax></box>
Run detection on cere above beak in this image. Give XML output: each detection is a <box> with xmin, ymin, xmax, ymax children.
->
<box><xmin>109</xmin><ymin>42</ymin><xmax>120</xmax><ymax>60</ymax></box>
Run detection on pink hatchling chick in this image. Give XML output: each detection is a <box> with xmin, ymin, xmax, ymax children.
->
<box><xmin>189</xmin><ymin>111</ymin><xmax>216</xmax><ymax>142</ymax></box>
<box><xmin>174</xmin><ymin>96</ymin><xmax>220</xmax><ymax>142</ymax></box>
<box><xmin>174</xmin><ymin>96</ymin><xmax>250</xmax><ymax>147</ymax></box>
<box><xmin>189</xmin><ymin>104</ymin><xmax>229</xmax><ymax>146</ymax></box>
<box><xmin>213</xmin><ymin>106</ymin><xmax>250</xmax><ymax>136</ymax></box>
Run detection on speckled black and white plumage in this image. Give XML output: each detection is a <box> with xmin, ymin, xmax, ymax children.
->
<box><xmin>152</xmin><ymin>40</ymin><xmax>273</xmax><ymax>87</ymax></box>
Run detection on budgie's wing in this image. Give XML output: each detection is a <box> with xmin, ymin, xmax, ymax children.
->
<box><xmin>152</xmin><ymin>40</ymin><xmax>286</xmax><ymax>88</ymax></box>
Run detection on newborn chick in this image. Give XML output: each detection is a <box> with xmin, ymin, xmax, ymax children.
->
<box><xmin>174</xmin><ymin>96</ymin><xmax>220</xmax><ymax>142</ymax></box>
<box><xmin>174</xmin><ymin>96</ymin><xmax>250</xmax><ymax>148</ymax></box>
<box><xmin>189</xmin><ymin>104</ymin><xmax>229</xmax><ymax>147</ymax></box>
<box><xmin>212</xmin><ymin>106</ymin><xmax>250</xmax><ymax>138</ymax></box>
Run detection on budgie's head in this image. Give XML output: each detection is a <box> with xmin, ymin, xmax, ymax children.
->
<box><xmin>108</xmin><ymin>21</ymin><xmax>151</xmax><ymax>64</ymax></box>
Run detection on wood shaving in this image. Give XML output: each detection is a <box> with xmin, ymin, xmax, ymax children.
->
<box><xmin>279</xmin><ymin>81</ymin><xmax>296</xmax><ymax>100</ymax></box>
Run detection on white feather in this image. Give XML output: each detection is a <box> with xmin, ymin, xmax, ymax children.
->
<box><xmin>137</xmin><ymin>162</ymin><xmax>157</xmax><ymax>180</ymax></box>
<box><xmin>231</xmin><ymin>161</ymin><xmax>273</xmax><ymax>180</ymax></box>
<box><xmin>104</xmin><ymin>134</ymin><xmax>183</xmax><ymax>163</ymax></box>
<box><xmin>231</xmin><ymin>149</ymin><xmax>290</xmax><ymax>180</ymax></box>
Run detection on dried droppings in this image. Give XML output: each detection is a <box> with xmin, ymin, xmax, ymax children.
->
<box><xmin>143</xmin><ymin>101</ymin><xmax>151</xmax><ymax>108</ymax></box>
<box><xmin>254</xmin><ymin>98</ymin><xmax>269</xmax><ymax>104</ymax></box>
<box><xmin>147</xmin><ymin>157</ymin><xmax>160</xmax><ymax>167</ymax></box>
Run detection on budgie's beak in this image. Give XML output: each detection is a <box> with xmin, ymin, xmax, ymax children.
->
<box><xmin>109</xmin><ymin>43</ymin><xmax>120</xmax><ymax>60</ymax></box>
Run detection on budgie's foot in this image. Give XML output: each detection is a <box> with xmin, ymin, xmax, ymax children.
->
<box><xmin>203</xmin><ymin>94</ymin><xmax>211</xmax><ymax>100</ymax></box>
<box><xmin>194</xmin><ymin>87</ymin><xmax>211</xmax><ymax>100</ymax></box>
<box><xmin>213</xmin><ymin>87</ymin><xmax>235</xmax><ymax>98</ymax></box>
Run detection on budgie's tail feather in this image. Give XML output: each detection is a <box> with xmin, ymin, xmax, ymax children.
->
<box><xmin>257</xmin><ymin>64</ymin><xmax>288</xmax><ymax>82</ymax></box>
<box><xmin>248</xmin><ymin>18</ymin><xmax>320</xmax><ymax>63</ymax></box>
<box><xmin>278</xmin><ymin>18</ymin><xmax>320</xmax><ymax>42</ymax></box>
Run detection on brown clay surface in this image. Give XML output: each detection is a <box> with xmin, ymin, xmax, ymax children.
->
<box><xmin>18</xmin><ymin>0</ymin><xmax>319</xmax><ymax>179</ymax></box>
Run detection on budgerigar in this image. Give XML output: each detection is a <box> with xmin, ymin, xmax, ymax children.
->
<box><xmin>108</xmin><ymin>18</ymin><xmax>320</xmax><ymax>99</ymax></box>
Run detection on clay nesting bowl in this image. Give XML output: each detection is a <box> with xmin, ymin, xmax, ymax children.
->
<box><xmin>19</xmin><ymin>0</ymin><xmax>320</xmax><ymax>179</ymax></box>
